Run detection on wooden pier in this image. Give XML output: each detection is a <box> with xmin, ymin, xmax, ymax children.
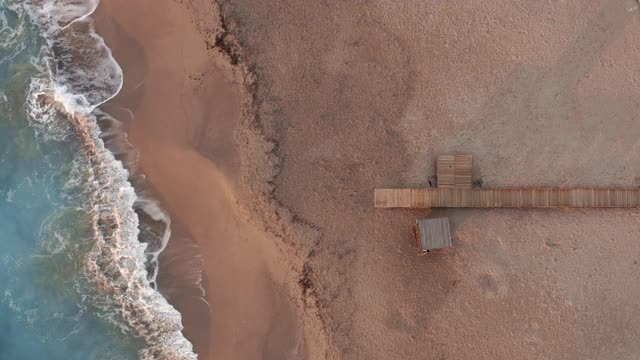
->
<box><xmin>375</xmin><ymin>188</ymin><xmax>640</xmax><ymax>208</ymax></box>
<box><xmin>375</xmin><ymin>155</ymin><xmax>640</xmax><ymax>209</ymax></box>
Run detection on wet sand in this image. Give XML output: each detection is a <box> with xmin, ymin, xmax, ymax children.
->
<box><xmin>95</xmin><ymin>0</ymin><xmax>329</xmax><ymax>359</ymax></box>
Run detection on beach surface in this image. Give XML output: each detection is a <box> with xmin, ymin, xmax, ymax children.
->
<box><xmin>98</xmin><ymin>0</ymin><xmax>640</xmax><ymax>359</ymax></box>
<box><xmin>210</xmin><ymin>0</ymin><xmax>640</xmax><ymax>359</ymax></box>
<box><xmin>95</xmin><ymin>0</ymin><xmax>329</xmax><ymax>359</ymax></box>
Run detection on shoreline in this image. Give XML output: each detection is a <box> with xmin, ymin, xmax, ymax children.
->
<box><xmin>94</xmin><ymin>0</ymin><xmax>331</xmax><ymax>359</ymax></box>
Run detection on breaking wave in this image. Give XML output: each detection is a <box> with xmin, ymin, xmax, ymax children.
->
<box><xmin>10</xmin><ymin>0</ymin><xmax>198</xmax><ymax>358</ymax></box>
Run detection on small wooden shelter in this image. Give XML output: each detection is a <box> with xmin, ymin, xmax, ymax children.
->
<box><xmin>415</xmin><ymin>218</ymin><xmax>452</xmax><ymax>253</ymax></box>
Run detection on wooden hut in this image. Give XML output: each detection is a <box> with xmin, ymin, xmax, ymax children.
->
<box><xmin>414</xmin><ymin>218</ymin><xmax>452</xmax><ymax>254</ymax></box>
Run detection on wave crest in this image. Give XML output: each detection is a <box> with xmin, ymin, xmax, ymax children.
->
<box><xmin>14</xmin><ymin>0</ymin><xmax>198</xmax><ymax>358</ymax></box>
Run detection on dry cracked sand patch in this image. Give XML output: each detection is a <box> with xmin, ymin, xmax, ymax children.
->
<box><xmin>215</xmin><ymin>0</ymin><xmax>640</xmax><ymax>359</ymax></box>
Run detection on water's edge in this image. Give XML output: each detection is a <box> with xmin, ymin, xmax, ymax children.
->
<box><xmin>16</xmin><ymin>0</ymin><xmax>199</xmax><ymax>358</ymax></box>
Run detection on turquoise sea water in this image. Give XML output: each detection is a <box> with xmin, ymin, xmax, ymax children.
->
<box><xmin>0</xmin><ymin>1</ymin><xmax>196</xmax><ymax>359</ymax></box>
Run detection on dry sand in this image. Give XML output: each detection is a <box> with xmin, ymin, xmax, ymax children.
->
<box><xmin>207</xmin><ymin>0</ymin><xmax>640</xmax><ymax>359</ymax></box>
<box><xmin>95</xmin><ymin>0</ymin><xmax>329</xmax><ymax>359</ymax></box>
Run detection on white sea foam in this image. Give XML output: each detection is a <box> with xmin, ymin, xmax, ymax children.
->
<box><xmin>93</xmin><ymin>109</ymin><xmax>176</xmax><ymax>289</ymax></box>
<box><xmin>11</xmin><ymin>0</ymin><xmax>199</xmax><ymax>358</ymax></box>
<box><xmin>94</xmin><ymin>108</ymin><xmax>210</xmax><ymax>310</ymax></box>
<box><xmin>0</xmin><ymin>3</ymin><xmax>27</xmax><ymax>63</ymax></box>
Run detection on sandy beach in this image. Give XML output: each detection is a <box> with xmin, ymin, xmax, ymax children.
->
<box><xmin>96</xmin><ymin>0</ymin><xmax>640</xmax><ymax>359</ymax></box>
<box><xmin>213</xmin><ymin>0</ymin><xmax>640</xmax><ymax>359</ymax></box>
<box><xmin>95</xmin><ymin>1</ymin><xmax>329</xmax><ymax>359</ymax></box>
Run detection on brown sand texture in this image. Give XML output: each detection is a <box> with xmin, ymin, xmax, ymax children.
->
<box><xmin>96</xmin><ymin>0</ymin><xmax>328</xmax><ymax>359</ymax></box>
<box><xmin>211</xmin><ymin>0</ymin><xmax>640</xmax><ymax>359</ymax></box>
<box><xmin>99</xmin><ymin>0</ymin><xmax>640</xmax><ymax>359</ymax></box>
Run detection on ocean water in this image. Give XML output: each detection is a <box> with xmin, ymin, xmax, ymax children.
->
<box><xmin>0</xmin><ymin>1</ymin><xmax>197</xmax><ymax>359</ymax></box>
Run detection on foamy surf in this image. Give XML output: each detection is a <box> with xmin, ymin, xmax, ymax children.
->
<box><xmin>9</xmin><ymin>0</ymin><xmax>198</xmax><ymax>358</ymax></box>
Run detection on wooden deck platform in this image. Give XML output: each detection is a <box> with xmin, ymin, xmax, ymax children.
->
<box><xmin>437</xmin><ymin>154</ymin><xmax>472</xmax><ymax>188</ymax></box>
<box><xmin>374</xmin><ymin>188</ymin><xmax>640</xmax><ymax>208</ymax></box>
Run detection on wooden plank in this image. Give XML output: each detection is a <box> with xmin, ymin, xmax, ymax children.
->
<box><xmin>374</xmin><ymin>188</ymin><xmax>640</xmax><ymax>208</ymax></box>
<box><xmin>416</xmin><ymin>218</ymin><xmax>452</xmax><ymax>251</ymax></box>
<box><xmin>437</xmin><ymin>155</ymin><xmax>455</xmax><ymax>188</ymax></box>
<box><xmin>454</xmin><ymin>154</ymin><xmax>472</xmax><ymax>188</ymax></box>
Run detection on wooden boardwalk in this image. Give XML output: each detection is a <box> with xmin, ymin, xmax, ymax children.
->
<box><xmin>374</xmin><ymin>188</ymin><xmax>640</xmax><ymax>208</ymax></box>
